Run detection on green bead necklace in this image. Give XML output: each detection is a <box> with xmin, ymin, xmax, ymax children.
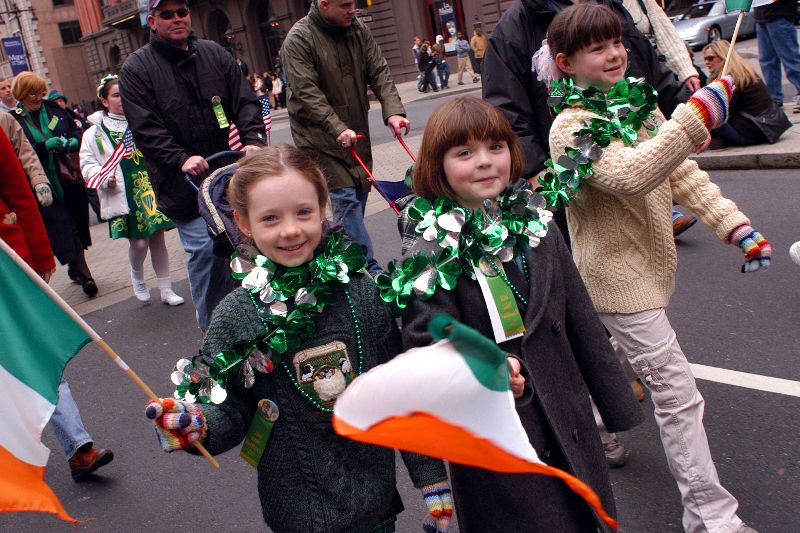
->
<box><xmin>251</xmin><ymin>287</ymin><xmax>365</xmax><ymax>413</ymax></box>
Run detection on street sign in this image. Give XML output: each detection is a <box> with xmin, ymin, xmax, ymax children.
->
<box><xmin>1</xmin><ymin>36</ymin><xmax>29</xmax><ymax>75</ymax></box>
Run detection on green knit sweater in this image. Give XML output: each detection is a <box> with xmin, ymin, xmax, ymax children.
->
<box><xmin>196</xmin><ymin>272</ymin><xmax>447</xmax><ymax>532</ymax></box>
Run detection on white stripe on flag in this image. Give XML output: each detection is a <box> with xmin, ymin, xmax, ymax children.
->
<box><xmin>228</xmin><ymin>124</ymin><xmax>243</xmax><ymax>151</ymax></box>
<box><xmin>86</xmin><ymin>142</ymin><xmax>125</xmax><ymax>189</ymax></box>
<box><xmin>0</xmin><ymin>364</ymin><xmax>54</xmax><ymax>467</ymax></box>
<box><xmin>337</xmin><ymin>339</ymin><xmax>540</xmax><ymax>463</ymax></box>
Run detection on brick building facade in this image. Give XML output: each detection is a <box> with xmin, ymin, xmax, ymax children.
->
<box><xmin>77</xmin><ymin>0</ymin><xmax>516</xmax><ymax>90</ymax></box>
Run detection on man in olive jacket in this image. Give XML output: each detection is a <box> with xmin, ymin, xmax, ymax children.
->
<box><xmin>282</xmin><ymin>0</ymin><xmax>410</xmax><ymax>275</ymax></box>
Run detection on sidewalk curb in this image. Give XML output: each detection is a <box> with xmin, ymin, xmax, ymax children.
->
<box><xmin>405</xmin><ymin>84</ymin><xmax>482</xmax><ymax>103</ymax></box>
<box><xmin>691</xmin><ymin>152</ymin><xmax>800</xmax><ymax>170</ymax></box>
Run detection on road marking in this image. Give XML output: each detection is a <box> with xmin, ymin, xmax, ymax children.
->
<box><xmin>690</xmin><ymin>363</ymin><xmax>800</xmax><ymax>398</ymax></box>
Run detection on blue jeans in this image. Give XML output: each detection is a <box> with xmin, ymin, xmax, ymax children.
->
<box><xmin>50</xmin><ymin>380</ymin><xmax>92</xmax><ymax>460</ymax></box>
<box><xmin>756</xmin><ymin>18</ymin><xmax>800</xmax><ymax>101</ymax></box>
<box><xmin>437</xmin><ymin>61</ymin><xmax>451</xmax><ymax>88</ymax></box>
<box><xmin>174</xmin><ymin>216</ymin><xmax>233</xmax><ymax>331</ymax></box>
<box><xmin>329</xmin><ymin>187</ymin><xmax>381</xmax><ymax>275</ymax></box>
<box><xmin>712</xmin><ymin>123</ymin><xmax>757</xmax><ymax>147</ymax></box>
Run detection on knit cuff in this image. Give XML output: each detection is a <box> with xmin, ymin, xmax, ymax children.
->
<box><xmin>671</xmin><ymin>104</ymin><xmax>711</xmax><ymax>146</ymax></box>
<box><xmin>714</xmin><ymin>211</ymin><xmax>751</xmax><ymax>242</ymax></box>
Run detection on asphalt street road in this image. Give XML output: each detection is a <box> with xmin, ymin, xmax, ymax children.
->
<box><xmin>3</xmin><ymin>168</ymin><xmax>798</xmax><ymax>533</ymax></box>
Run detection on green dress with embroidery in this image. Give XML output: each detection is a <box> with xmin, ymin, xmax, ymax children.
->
<box><xmin>103</xmin><ymin>124</ymin><xmax>174</xmax><ymax>239</ymax></box>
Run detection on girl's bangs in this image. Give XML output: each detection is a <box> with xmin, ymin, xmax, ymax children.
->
<box><xmin>565</xmin><ymin>8</ymin><xmax>621</xmax><ymax>54</ymax></box>
<box><xmin>448</xmin><ymin>103</ymin><xmax>513</xmax><ymax>145</ymax></box>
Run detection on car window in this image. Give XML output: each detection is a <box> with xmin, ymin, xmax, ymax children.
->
<box><xmin>684</xmin><ymin>3</ymin><xmax>714</xmax><ymax>18</ymax></box>
<box><xmin>709</xmin><ymin>1</ymin><xmax>725</xmax><ymax>15</ymax></box>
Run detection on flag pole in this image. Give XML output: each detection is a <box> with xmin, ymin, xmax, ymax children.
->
<box><xmin>0</xmin><ymin>238</ymin><xmax>219</xmax><ymax>468</ymax></box>
<box><xmin>720</xmin><ymin>11</ymin><xmax>745</xmax><ymax>77</ymax></box>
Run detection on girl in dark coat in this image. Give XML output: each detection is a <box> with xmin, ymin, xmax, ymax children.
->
<box><xmin>389</xmin><ymin>96</ymin><xmax>643</xmax><ymax>531</ymax></box>
<box><xmin>11</xmin><ymin>71</ymin><xmax>97</xmax><ymax>296</ymax></box>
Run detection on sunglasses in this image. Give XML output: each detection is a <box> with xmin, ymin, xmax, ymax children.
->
<box><xmin>703</xmin><ymin>55</ymin><xmax>718</xmax><ymax>61</ymax></box>
<box><xmin>156</xmin><ymin>8</ymin><xmax>189</xmax><ymax>20</ymax></box>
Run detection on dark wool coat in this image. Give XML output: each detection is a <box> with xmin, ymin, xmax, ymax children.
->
<box><xmin>12</xmin><ymin>100</ymin><xmax>89</xmax><ymax>263</ymax></box>
<box><xmin>196</xmin><ymin>271</ymin><xmax>447</xmax><ymax>532</ymax></box>
<box><xmin>281</xmin><ymin>2</ymin><xmax>405</xmax><ymax>191</ymax></box>
<box><xmin>402</xmin><ymin>226</ymin><xmax>644</xmax><ymax>532</ymax></box>
<box><xmin>120</xmin><ymin>33</ymin><xmax>266</xmax><ymax>220</ymax></box>
<box><xmin>482</xmin><ymin>0</ymin><xmax>690</xmax><ymax>179</ymax></box>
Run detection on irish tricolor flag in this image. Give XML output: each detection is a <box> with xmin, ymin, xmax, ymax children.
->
<box><xmin>333</xmin><ymin>314</ymin><xmax>618</xmax><ymax>529</ymax></box>
<box><xmin>0</xmin><ymin>239</ymin><xmax>87</xmax><ymax>523</ymax></box>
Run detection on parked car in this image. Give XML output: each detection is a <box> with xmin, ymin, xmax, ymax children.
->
<box><xmin>672</xmin><ymin>0</ymin><xmax>756</xmax><ymax>49</ymax></box>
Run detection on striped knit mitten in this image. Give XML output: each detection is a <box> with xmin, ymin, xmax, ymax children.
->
<box><xmin>686</xmin><ymin>76</ymin><xmax>734</xmax><ymax>130</ymax></box>
<box><xmin>730</xmin><ymin>224</ymin><xmax>771</xmax><ymax>273</ymax></box>
<box><xmin>144</xmin><ymin>398</ymin><xmax>206</xmax><ymax>452</ymax></box>
<box><xmin>421</xmin><ymin>481</ymin><xmax>453</xmax><ymax>533</ymax></box>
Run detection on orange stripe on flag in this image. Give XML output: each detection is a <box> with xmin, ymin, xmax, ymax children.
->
<box><xmin>0</xmin><ymin>445</ymin><xmax>75</xmax><ymax>523</ymax></box>
<box><xmin>333</xmin><ymin>412</ymin><xmax>618</xmax><ymax>530</ymax></box>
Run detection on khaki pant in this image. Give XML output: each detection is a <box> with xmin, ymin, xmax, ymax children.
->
<box><xmin>595</xmin><ymin>308</ymin><xmax>743</xmax><ymax>533</ymax></box>
<box><xmin>456</xmin><ymin>56</ymin><xmax>475</xmax><ymax>83</ymax></box>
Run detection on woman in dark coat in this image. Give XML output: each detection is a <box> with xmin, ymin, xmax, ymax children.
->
<box><xmin>704</xmin><ymin>40</ymin><xmax>777</xmax><ymax>147</ymax></box>
<box><xmin>11</xmin><ymin>71</ymin><xmax>97</xmax><ymax>296</ymax></box>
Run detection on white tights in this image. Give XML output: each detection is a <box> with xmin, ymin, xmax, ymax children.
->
<box><xmin>129</xmin><ymin>231</ymin><xmax>170</xmax><ymax>280</ymax></box>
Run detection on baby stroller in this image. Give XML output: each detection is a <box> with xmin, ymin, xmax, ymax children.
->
<box><xmin>184</xmin><ymin>150</ymin><xmax>246</xmax><ymax>259</ymax></box>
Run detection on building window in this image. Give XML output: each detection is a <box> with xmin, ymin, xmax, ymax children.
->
<box><xmin>59</xmin><ymin>20</ymin><xmax>82</xmax><ymax>45</ymax></box>
<box><xmin>53</xmin><ymin>0</ymin><xmax>75</xmax><ymax>5</ymax></box>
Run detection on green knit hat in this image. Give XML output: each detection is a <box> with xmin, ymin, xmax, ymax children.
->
<box><xmin>48</xmin><ymin>89</ymin><xmax>67</xmax><ymax>103</ymax></box>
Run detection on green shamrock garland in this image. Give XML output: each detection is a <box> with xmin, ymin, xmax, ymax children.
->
<box><xmin>376</xmin><ymin>179</ymin><xmax>552</xmax><ymax>309</ymax></box>
<box><xmin>170</xmin><ymin>232</ymin><xmax>367</xmax><ymax>404</ymax></box>
<box><xmin>537</xmin><ymin>77</ymin><xmax>660</xmax><ymax>210</ymax></box>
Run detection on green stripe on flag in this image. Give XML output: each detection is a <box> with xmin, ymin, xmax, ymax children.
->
<box><xmin>0</xmin><ymin>246</ymin><xmax>89</xmax><ymax>404</ymax></box>
<box><xmin>429</xmin><ymin>314</ymin><xmax>510</xmax><ymax>392</ymax></box>
<box><xmin>725</xmin><ymin>0</ymin><xmax>752</xmax><ymax>12</ymax></box>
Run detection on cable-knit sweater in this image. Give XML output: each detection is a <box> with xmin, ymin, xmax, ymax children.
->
<box><xmin>549</xmin><ymin>102</ymin><xmax>749</xmax><ymax>314</ymax></box>
<box><xmin>196</xmin><ymin>273</ymin><xmax>447</xmax><ymax>532</ymax></box>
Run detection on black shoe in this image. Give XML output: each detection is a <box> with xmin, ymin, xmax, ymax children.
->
<box><xmin>82</xmin><ymin>278</ymin><xmax>98</xmax><ymax>297</ymax></box>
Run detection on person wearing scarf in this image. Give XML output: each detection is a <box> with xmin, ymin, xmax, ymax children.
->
<box><xmin>11</xmin><ymin>71</ymin><xmax>98</xmax><ymax>297</ymax></box>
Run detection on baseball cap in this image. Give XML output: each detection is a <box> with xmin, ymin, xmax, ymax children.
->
<box><xmin>148</xmin><ymin>0</ymin><xmax>188</xmax><ymax>11</ymax></box>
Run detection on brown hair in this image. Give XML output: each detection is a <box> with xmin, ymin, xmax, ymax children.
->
<box><xmin>413</xmin><ymin>96</ymin><xmax>525</xmax><ymax>201</ymax></box>
<box><xmin>703</xmin><ymin>40</ymin><xmax>759</xmax><ymax>88</ymax></box>
<box><xmin>11</xmin><ymin>71</ymin><xmax>47</xmax><ymax>101</ymax></box>
<box><xmin>548</xmin><ymin>3</ymin><xmax>621</xmax><ymax>59</ymax></box>
<box><xmin>228</xmin><ymin>145</ymin><xmax>329</xmax><ymax>216</ymax></box>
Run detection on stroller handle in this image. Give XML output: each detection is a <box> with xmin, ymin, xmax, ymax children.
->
<box><xmin>349</xmin><ymin>134</ymin><xmax>401</xmax><ymax>215</ymax></box>
<box><xmin>183</xmin><ymin>151</ymin><xmax>245</xmax><ymax>192</ymax></box>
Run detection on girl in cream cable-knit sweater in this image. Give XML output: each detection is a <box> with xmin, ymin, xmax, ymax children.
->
<box><xmin>540</xmin><ymin>4</ymin><xmax>769</xmax><ymax>533</ymax></box>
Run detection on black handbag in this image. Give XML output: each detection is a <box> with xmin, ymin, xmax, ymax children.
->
<box><xmin>740</xmin><ymin>100</ymin><xmax>792</xmax><ymax>144</ymax></box>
